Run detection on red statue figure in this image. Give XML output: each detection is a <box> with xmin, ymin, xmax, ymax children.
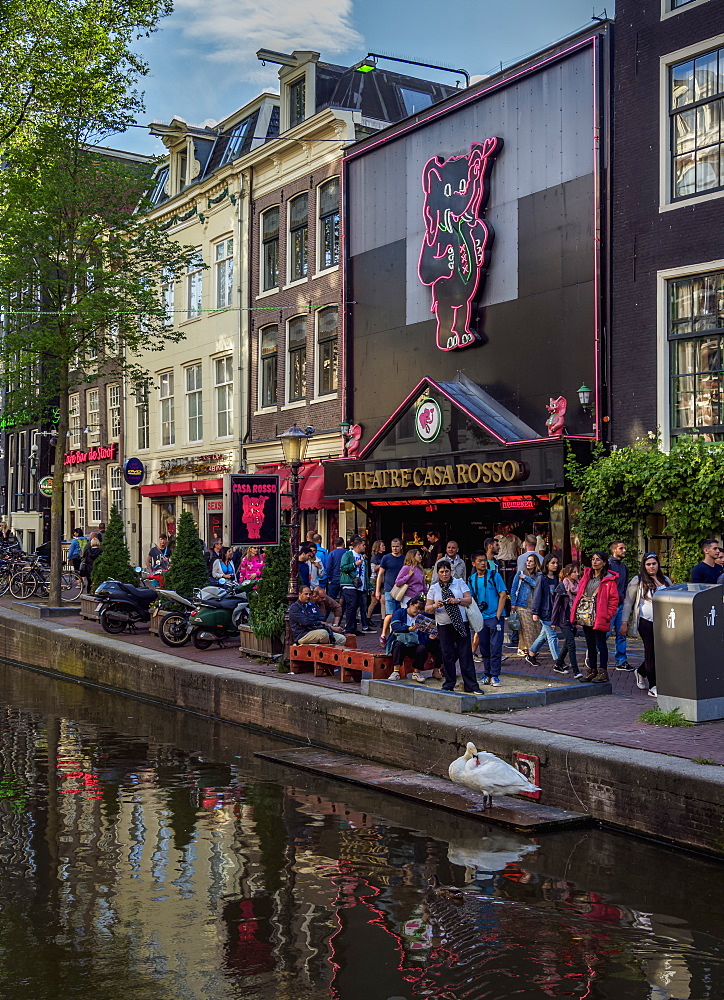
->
<box><xmin>546</xmin><ymin>396</ymin><xmax>567</xmax><ymax>437</ymax></box>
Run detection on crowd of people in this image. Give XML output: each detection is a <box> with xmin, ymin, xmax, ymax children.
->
<box><xmin>145</xmin><ymin>532</ymin><xmax>267</xmax><ymax>588</ymax></box>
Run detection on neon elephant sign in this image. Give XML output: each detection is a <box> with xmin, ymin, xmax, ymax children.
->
<box><xmin>418</xmin><ymin>136</ymin><xmax>502</xmax><ymax>351</ymax></box>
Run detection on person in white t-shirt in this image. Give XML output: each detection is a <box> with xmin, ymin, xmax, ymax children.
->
<box><xmin>425</xmin><ymin>560</ymin><xmax>482</xmax><ymax>694</ymax></box>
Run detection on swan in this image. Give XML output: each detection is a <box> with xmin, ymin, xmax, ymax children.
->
<box><xmin>448</xmin><ymin>741</ymin><xmax>478</xmax><ymax>784</ymax></box>
<box><xmin>458</xmin><ymin>749</ymin><xmax>541</xmax><ymax>809</ymax></box>
<box><xmin>448</xmin><ymin>831</ymin><xmax>539</xmax><ymax>875</ymax></box>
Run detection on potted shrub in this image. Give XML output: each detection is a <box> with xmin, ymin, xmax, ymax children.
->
<box><xmin>243</xmin><ymin>527</ymin><xmax>289</xmax><ymax>657</ymax></box>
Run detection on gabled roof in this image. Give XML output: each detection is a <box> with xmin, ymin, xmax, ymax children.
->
<box><xmin>358</xmin><ymin>373</ymin><xmax>541</xmax><ymax>460</ymax></box>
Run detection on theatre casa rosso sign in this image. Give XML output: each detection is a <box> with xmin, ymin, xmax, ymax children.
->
<box><xmin>343</xmin><ymin>459</ymin><xmax>528</xmax><ymax>492</ymax></box>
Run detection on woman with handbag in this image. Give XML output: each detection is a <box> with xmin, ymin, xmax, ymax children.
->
<box><xmin>526</xmin><ymin>555</ymin><xmax>561</xmax><ymax>666</ymax></box>
<box><xmin>620</xmin><ymin>553</ymin><xmax>672</xmax><ymax>698</ymax></box>
<box><xmin>510</xmin><ymin>554</ymin><xmax>541</xmax><ymax>657</ymax></box>
<box><xmin>391</xmin><ymin>548</ymin><xmax>425</xmax><ymax>609</ymax></box>
<box><xmin>425</xmin><ymin>560</ymin><xmax>483</xmax><ymax>694</ymax></box>
<box><xmin>550</xmin><ymin>563</ymin><xmax>582</xmax><ymax>678</ymax></box>
<box><xmin>387</xmin><ymin>596</ymin><xmax>442</xmax><ymax>683</ymax></box>
<box><xmin>570</xmin><ymin>552</ymin><xmax>620</xmax><ymax>683</ymax></box>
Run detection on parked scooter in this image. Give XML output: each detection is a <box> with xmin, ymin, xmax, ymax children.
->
<box><xmin>95</xmin><ymin>573</ymin><xmax>157</xmax><ymax>633</ymax></box>
<box><xmin>155</xmin><ymin>581</ymin><xmax>241</xmax><ymax>647</ymax></box>
<box><xmin>185</xmin><ymin>582</ymin><xmax>253</xmax><ymax>649</ymax></box>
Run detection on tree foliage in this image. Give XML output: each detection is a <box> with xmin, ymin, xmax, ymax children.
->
<box><xmin>567</xmin><ymin>435</ymin><xmax>724</xmax><ymax>581</ymax></box>
<box><xmin>164</xmin><ymin>511</ymin><xmax>210</xmax><ymax>601</ymax></box>
<box><xmin>249</xmin><ymin>529</ymin><xmax>291</xmax><ymax>640</ymax></box>
<box><xmin>91</xmin><ymin>504</ymin><xmax>137</xmax><ymax>588</ymax></box>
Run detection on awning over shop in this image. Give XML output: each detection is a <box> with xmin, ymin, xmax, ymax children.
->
<box><xmin>255</xmin><ymin>461</ymin><xmax>336</xmax><ymax>510</ymax></box>
<box><xmin>139</xmin><ymin>478</ymin><xmax>223</xmax><ymax>498</ymax></box>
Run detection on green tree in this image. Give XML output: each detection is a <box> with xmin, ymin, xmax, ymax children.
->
<box><xmin>249</xmin><ymin>528</ymin><xmax>291</xmax><ymax>640</ymax></box>
<box><xmin>91</xmin><ymin>504</ymin><xmax>137</xmax><ymax>589</ymax></box>
<box><xmin>163</xmin><ymin>510</ymin><xmax>210</xmax><ymax>600</ymax></box>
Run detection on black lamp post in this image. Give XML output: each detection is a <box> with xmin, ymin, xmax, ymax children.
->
<box><xmin>278</xmin><ymin>424</ymin><xmax>313</xmax><ymax>652</ymax></box>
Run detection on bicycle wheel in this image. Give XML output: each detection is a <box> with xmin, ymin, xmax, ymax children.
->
<box><xmin>9</xmin><ymin>570</ymin><xmax>37</xmax><ymax>600</ymax></box>
<box><xmin>0</xmin><ymin>568</ymin><xmax>11</xmax><ymax>597</ymax></box>
<box><xmin>35</xmin><ymin>574</ymin><xmax>49</xmax><ymax>598</ymax></box>
<box><xmin>60</xmin><ymin>571</ymin><xmax>83</xmax><ymax>603</ymax></box>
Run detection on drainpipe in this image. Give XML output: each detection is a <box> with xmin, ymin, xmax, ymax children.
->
<box><xmin>242</xmin><ymin>165</ymin><xmax>254</xmax><ymax>470</ymax></box>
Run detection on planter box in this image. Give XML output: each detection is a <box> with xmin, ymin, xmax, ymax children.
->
<box><xmin>238</xmin><ymin>624</ymin><xmax>283</xmax><ymax>658</ymax></box>
<box><xmin>149</xmin><ymin>607</ymin><xmax>163</xmax><ymax>636</ymax></box>
<box><xmin>79</xmin><ymin>594</ymin><xmax>100</xmax><ymax>621</ymax></box>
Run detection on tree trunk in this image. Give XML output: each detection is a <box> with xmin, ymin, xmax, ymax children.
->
<box><xmin>48</xmin><ymin>368</ymin><xmax>69</xmax><ymax>607</ymax></box>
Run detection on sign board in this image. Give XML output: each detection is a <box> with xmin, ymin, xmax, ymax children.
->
<box><xmin>513</xmin><ymin>751</ymin><xmax>541</xmax><ymax>800</ymax></box>
<box><xmin>123</xmin><ymin>457</ymin><xmax>145</xmax><ymax>485</ymax></box>
<box><xmin>226</xmin><ymin>474</ymin><xmax>281</xmax><ymax>547</ymax></box>
<box><xmin>38</xmin><ymin>476</ymin><xmax>53</xmax><ymax>497</ymax></box>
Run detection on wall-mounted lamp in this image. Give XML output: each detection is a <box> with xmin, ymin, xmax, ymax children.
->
<box><xmin>577</xmin><ymin>383</ymin><xmax>593</xmax><ymax>413</ymax></box>
<box><xmin>339</xmin><ymin>420</ymin><xmax>352</xmax><ymax>456</ymax></box>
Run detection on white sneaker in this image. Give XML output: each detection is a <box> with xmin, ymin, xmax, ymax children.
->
<box><xmin>648</xmin><ymin>686</ymin><xmax>657</xmax><ymax>698</ymax></box>
<box><xmin>388</xmin><ymin>670</ymin><xmax>401</xmax><ymax>681</ymax></box>
<box><xmin>635</xmin><ymin>670</ymin><xmax>647</xmax><ymax>690</ymax></box>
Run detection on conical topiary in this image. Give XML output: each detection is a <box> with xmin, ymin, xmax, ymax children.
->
<box><xmin>163</xmin><ymin>509</ymin><xmax>210</xmax><ymax>600</ymax></box>
<box><xmin>249</xmin><ymin>526</ymin><xmax>290</xmax><ymax>639</ymax></box>
<box><xmin>91</xmin><ymin>505</ymin><xmax>138</xmax><ymax>589</ymax></box>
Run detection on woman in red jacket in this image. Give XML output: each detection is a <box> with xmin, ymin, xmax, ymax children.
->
<box><xmin>570</xmin><ymin>551</ymin><xmax>620</xmax><ymax>683</ymax></box>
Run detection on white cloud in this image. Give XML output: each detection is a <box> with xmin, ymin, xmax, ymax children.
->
<box><xmin>172</xmin><ymin>0</ymin><xmax>363</xmax><ymax>80</ymax></box>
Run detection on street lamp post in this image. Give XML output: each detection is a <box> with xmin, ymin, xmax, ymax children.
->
<box><xmin>278</xmin><ymin>424</ymin><xmax>313</xmax><ymax>654</ymax></box>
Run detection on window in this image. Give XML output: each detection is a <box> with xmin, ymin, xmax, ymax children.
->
<box><xmin>135</xmin><ymin>383</ymin><xmax>149</xmax><ymax>450</ymax></box>
<box><xmin>110</xmin><ymin>466</ymin><xmax>123</xmax><ymax>516</ymax></box>
<box><xmin>69</xmin><ymin>479</ymin><xmax>85</xmax><ymax>532</ymax></box>
<box><xmin>259</xmin><ymin>325</ymin><xmax>278</xmax><ymax>408</ymax></box>
<box><xmin>69</xmin><ymin>393</ymin><xmax>81</xmax><ymax>448</ymax></box>
<box><xmin>107</xmin><ymin>384</ymin><xmax>121</xmax><ymax>439</ymax></box>
<box><xmin>317</xmin><ymin>307</ymin><xmax>338</xmax><ymax>396</ymax></box>
<box><xmin>670</xmin><ymin>46</ymin><xmax>724</xmax><ymax>200</ymax></box>
<box><xmin>319</xmin><ymin>179</ymin><xmax>339</xmax><ymax>269</ymax></box>
<box><xmin>399</xmin><ymin>87</ymin><xmax>433</xmax><ymax>116</ymax></box>
<box><xmin>149</xmin><ymin>165</ymin><xmax>169</xmax><ymax>206</ymax></box>
<box><xmin>289</xmin><ymin>194</ymin><xmax>308</xmax><ymax>281</ymax></box>
<box><xmin>672</xmin><ymin>0</ymin><xmax>698</xmax><ymax>6</ymax></box>
<box><xmin>261</xmin><ymin>208</ymin><xmax>279</xmax><ymax>290</ymax></box>
<box><xmin>215</xmin><ymin>355</ymin><xmax>233</xmax><ymax>437</ymax></box>
<box><xmin>289</xmin><ymin>76</ymin><xmax>306</xmax><ymax>127</ymax></box>
<box><xmin>89</xmin><ymin>467</ymin><xmax>102</xmax><ymax>524</ymax></box>
<box><xmin>159</xmin><ymin>371</ymin><xmax>175</xmax><ymax>446</ymax></box>
<box><xmin>222</xmin><ymin>117</ymin><xmax>253</xmax><ymax>164</ymax></box>
<box><xmin>669</xmin><ymin>268</ymin><xmax>724</xmax><ymax>438</ymax></box>
<box><xmin>187</xmin><ymin>250</ymin><xmax>203</xmax><ymax>318</ymax></box>
<box><xmin>186</xmin><ymin>363</ymin><xmax>203</xmax><ymax>442</ymax></box>
<box><xmin>287</xmin><ymin>317</ymin><xmax>306</xmax><ymax>402</ymax></box>
<box><xmin>86</xmin><ymin>388</ymin><xmax>100</xmax><ymax>445</ymax></box>
<box><xmin>161</xmin><ymin>268</ymin><xmax>175</xmax><ymax>326</ymax></box>
<box><xmin>215</xmin><ymin>238</ymin><xmax>233</xmax><ymax>309</ymax></box>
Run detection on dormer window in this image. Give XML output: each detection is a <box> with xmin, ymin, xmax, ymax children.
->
<box><xmin>178</xmin><ymin>152</ymin><xmax>187</xmax><ymax>189</ymax></box>
<box><xmin>222</xmin><ymin>116</ymin><xmax>253</xmax><ymax>164</ymax></box>
<box><xmin>400</xmin><ymin>88</ymin><xmax>433</xmax><ymax>116</ymax></box>
<box><xmin>289</xmin><ymin>76</ymin><xmax>306</xmax><ymax>127</ymax></box>
<box><xmin>149</xmin><ymin>165</ymin><xmax>169</xmax><ymax>206</ymax></box>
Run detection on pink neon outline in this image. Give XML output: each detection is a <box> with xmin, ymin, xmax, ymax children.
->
<box><xmin>342</xmin><ymin>32</ymin><xmax>603</xmax><ymax>449</ymax></box>
<box><xmin>418</xmin><ymin>136</ymin><xmax>501</xmax><ymax>351</ymax></box>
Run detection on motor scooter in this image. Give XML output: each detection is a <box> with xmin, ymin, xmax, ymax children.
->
<box><xmin>155</xmin><ymin>581</ymin><xmax>239</xmax><ymax>647</ymax></box>
<box><xmin>185</xmin><ymin>582</ymin><xmax>253</xmax><ymax>649</ymax></box>
<box><xmin>95</xmin><ymin>574</ymin><xmax>157</xmax><ymax>633</ymax></box>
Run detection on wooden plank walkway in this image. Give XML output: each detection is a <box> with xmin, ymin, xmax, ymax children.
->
<box><xmin>254</xmin><ymin>746</ymin><xmax>590</xmax><ymax>833</ymax></box>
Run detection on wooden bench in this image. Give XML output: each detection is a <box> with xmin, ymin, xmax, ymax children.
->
<box><xmin>289</xmin><ymin>637</ymin><xmax>394</xmax><ymax>682</ymax></box>
<box><xmin>289</xmin><ymin>635</ymin><xmax>358</xmax><ymax>675</ymax></box>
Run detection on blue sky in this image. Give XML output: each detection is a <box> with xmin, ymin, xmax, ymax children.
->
<box><xmin>123</xmin><ymin>0</ymin><xmax>613</xmax><ymax>156</ymax></box>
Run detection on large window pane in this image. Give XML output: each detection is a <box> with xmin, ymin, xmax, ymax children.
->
<box><xmin>289</xmin><ymin>194</ymin><xmax>308</xmax><ymax>281</ymax></box>
<box><xmin>671</xmin><ymin>50</ymin><xmax>724</xmax><ymax>201</ymax></box>
<box><xmin>259</xmin><ymin>325</ymin><xmax>278</xmax><ymax>408</ymax></box>
<box><xmin>262</xmin><ymin>208</ymin><xmax>279</xmax><ymax>290</ymax></box>
<box><xmin>288</xmin><ymin>317</ymin><xmax>306</xmax><ymax>401</ymax></box>
<box><xmin>317</xmin><ymin>307</ymin><xmax>338</xmax><ymax>395</ymax></box>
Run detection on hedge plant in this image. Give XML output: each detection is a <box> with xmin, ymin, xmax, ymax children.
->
<box><xmin>249</xmin><ymin>527</ymin><xmax>290</xmax><ymax>639</ymax></box>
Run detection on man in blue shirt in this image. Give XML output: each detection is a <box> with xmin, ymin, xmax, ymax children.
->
<box><xmin>289</xmin><ymin>586</ymin><xmax>346</xmax><ymax>645</ymax></box>
<box><xmin>468</xmin><ymin>550</ymin><xmax>507</xmax><ymax>686</ymax></box>
<box><xmin>326</xmin><ymin>537</ymin><xmax>346</xmax><ymax>600</ymax></box>
<box><xmin>313</xmin><ymin>533</ymin><xmax>329</xmax><ymax>587</ymax></box>
<box><xmin>691</xmin><ymin>537</ymin><xmax>722</xmax><ymax>585</ymax></box>
<box><xmin>375</xmin><ymin>537</ymin><xmax>405</xmax><ymax>614</ymax></box>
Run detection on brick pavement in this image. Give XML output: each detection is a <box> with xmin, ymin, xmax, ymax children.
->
<box><xmin>6</xmin><ymin>601</ymin><xmax>724</xmax><ymax>767</ymax></box>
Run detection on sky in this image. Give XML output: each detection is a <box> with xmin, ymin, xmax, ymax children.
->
<box><xmin>121</xmin><ymin>0</ymin><xmax>614</xmax><ymax>156</ymax></box>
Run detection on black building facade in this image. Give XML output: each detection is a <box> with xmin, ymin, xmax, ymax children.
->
<box><xmin>612</xmin><ymin>0</ymin><xmax>724</xmax><ymax>448</ymax></box>
<box><xmin>326</xmin><ymin>25</ymin><xmax>612</xmax><ymax>559</ymax></box>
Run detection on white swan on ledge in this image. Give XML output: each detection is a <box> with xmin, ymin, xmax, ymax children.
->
<box><xmin>450</xmin><ymin>742</ymin><xmax>540</xmax><ymax>809</ymax></box>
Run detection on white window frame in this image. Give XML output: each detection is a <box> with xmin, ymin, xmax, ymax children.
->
<box><xmin>286</xmin><ymin>316</ymin><xmax>307</xmax><ymax>403</ymax></box>
<box><xmin>317</xmin><ymin>177</ymin><xmax>340</xmax><ymax>273</ymax></box>
<box><xmin>260</xmin><ymin>207</ymin><xmax>280</xmax><ymax>292</ymax></box>
<box><xmin>258</xmin><ymin>324</ymin><xmax>278</xmax><ymax>411</ymax></box>
<box><xmin>187</xmin><ymin>250</ymin><xmax>203</xmax><ymax>318</ymax></box>
<box><xmin>287</xmin><ymin>193</ymin><xmax>309</xmax><ymax>284</ymax></box>
<box><xmin>214</xmin><ymin>237</ymin><xmax>234</xmax><ymax>310</ymax></box>
<box><xmin>69</xmin><ymin>478</ymin><xmax>85</xmax><ymax>533</ymax></box>
<box><xmin>136</xmin><ymin>383</ymin><xmax>149</xmax><ymax>450</ymax></box>
<box><xmin>656</xmin><ymin>256</ymin><xmax>724</xmax><ymax>452</ymax></box>
<box><xmin>89</xmin><ymin>467</ymin><xmax>102</xmax><ymax>524</ymax></box>
<box><xmin>185</xmin><ymin>363</ymin><xmax>203</xmax><ymax>443</ymax></box>
<box><xmin>159</xmin><ymin>370</ymin><xmax>175</xmax><ymax>447</ymax></box>
<box><xmin>161</xmin><ymin>267</ymin><xmax>175</xmax><ymax>327</ymax></box>
<box><xmin>660</xmin><ymin>33</ymin><xmax>724</xmax><ymax>212</ymax></box>
<box><xmin>315</xmin><ymin>306</ymin><xmax>339</xmax><ymax>398</ymax></box>
<box><xmin>214</xmin><ymin>355</ymin><xmax>233</xmax><ymax>438</ymax></box>
<box><xmin>662</xmin><ymin>0</ymin><xmax>712</xmax><ymax>20</ymax></box>
<box><xmin>109</xmin><ymin>465</ymin><xmax>123</xmax><ymax>515</ymax></box>
<box><xmin>287</xmin><ymin>73</ymin><xmax>307</xmax><ymax>129</ymax></box>
<box><xmin>86</xmin><ymin>388</ymin><xmax>100</xmax><ymax>445</ymax></box>
<box><xmin>107</xmin><ymin>383</ymin><xmax>121</xmax><ymax>440</ymax></box>
<box><xmin>69</xmin><ymin>393</ymin><xmax>81</xmax><ymax>448</ymax></box>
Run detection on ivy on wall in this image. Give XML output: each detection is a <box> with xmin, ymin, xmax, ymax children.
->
<box><xmin>566</xmin><ymin>435</ymin><xmax>724</xmax><ymax>581</ymax></box>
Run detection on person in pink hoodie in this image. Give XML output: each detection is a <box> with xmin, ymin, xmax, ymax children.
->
<box><xmin>570</xmin><ymin>551</ymin><xmax>619</xmax><ymax>683</ymax></box>
<box><xmin>238</xmin><ymin>545</ymin><xmax>264</xmax><ymax>583</ymax></box>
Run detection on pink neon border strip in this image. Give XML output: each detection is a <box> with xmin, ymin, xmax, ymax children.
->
<box><xmin>341</xmin><ymin>30</ymin><xmax>604</xmax><ymax>448</ymax></box>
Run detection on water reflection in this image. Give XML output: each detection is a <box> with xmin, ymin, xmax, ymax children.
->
<box><xmin>0</xmin><ymin>665</ymin><xmax>722</xmax><ymax>1000</ymax></box>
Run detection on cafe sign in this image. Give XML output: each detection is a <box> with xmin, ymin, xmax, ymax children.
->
<box><xmin>343</xmin><ymin>459</ymin><xmax>527</xmax><ymax>492</ymax></box>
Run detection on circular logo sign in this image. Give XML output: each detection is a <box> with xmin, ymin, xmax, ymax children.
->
<box><xmin>38</xmin><ymin>476</ymin><xmax>53</xmax><ymax>497</ymax></box>
<box><xmin>124</xmin><ymin>457</ymin><xmax>146</xmax><ymax>485</ymax></box>
<box><xmin>414</xmin><ymin>398</ymin><xmax>442</xmax><ymax>442</ymax></box>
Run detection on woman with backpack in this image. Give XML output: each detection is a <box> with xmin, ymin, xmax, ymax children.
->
<box><xmin>571</xmin><ymin>552</ymin><xmax>620</xmax><ymax>683</ymax></box>
<box><xmin>510</xmin><ymin>553</ymin><xmax>541</xmax><ymax>657</ymax></box>
<box><xmin>550</xmin><ymin>562</ymin><xmax>583</xmax><ymax>678</ymax></box>
<box><xmin>620</xmin><ymin>553</ymin><xmax>672</xmax><ymax>698</ymax></box>
<box><xmin>526</xmin><ymin>554</ymin><xmax>561</xmax><ymax>665</ymax></box>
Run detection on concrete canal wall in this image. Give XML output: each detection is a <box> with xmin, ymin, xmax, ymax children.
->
<box><xmin>1</xmin><ymin>607</ymin><xmax>722</xmax><ymax>857</ymax></box>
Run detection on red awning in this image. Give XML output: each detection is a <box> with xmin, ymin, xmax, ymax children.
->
<box><xmin>139</xmin><ymin>478</ymin><xmax>223</xmax><ymax>498</ymax></box>
<box><xmin>256</xmin><ymin>461</ymin><xmax>336</xmax><ymax>510</ymax></box>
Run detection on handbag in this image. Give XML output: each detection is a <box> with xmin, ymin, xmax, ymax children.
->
<box><xmin>466</xmin><ymin>598</ymin><xmax>485</xmax><ymax>633</ymax></box>
<box><xmin>575</xmin><ymin>594</ymin><xmax>596</xmax><ymax>628</ymax></box>
<box><xmin>507</xmin><ymin>609</ymin><xmax>521</xmax><ymax>630</ymax></box>
<box><xmin>390</xmin><ymin>582</ymin><xmax>408</xmax><ymax>602</ymax></box>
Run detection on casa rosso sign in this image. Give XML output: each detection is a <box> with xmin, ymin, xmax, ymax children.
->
<box><xmin>63</xmin><ymin>444</ymin><xmax>118</xmax><ymax>466</ymax></box>
<box><xmin>343</xmin><ymin>460</ymin><xmax>527</xmax><ymax>492</ymax></box>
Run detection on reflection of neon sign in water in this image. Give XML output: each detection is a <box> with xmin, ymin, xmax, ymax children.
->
<box><xmin>418</xmin><ymin>136</ymin><xmax>502</xmax><ymax>352</ymax></box>
<box><xmin>241</xmin><ymin>495</ymin><xmax>268</xmax><ymax>538</ymax></box>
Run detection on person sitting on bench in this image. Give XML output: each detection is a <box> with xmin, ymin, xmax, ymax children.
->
<box><xmin>388</xmin><ymin>596</ymin><xmax>442</xmax><ymax>683</ymax></box>
<box><xmin>290</xmin><ymin>586</ymin><xmax>346</xmax><ymax>645</ymax></box>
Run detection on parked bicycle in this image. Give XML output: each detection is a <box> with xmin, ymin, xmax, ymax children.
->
<box><xmin>9</xmin><ymin>554</ymin><xmax>83</xmax><ymax>602</ymax></box>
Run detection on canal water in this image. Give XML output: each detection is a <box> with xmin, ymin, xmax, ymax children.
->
<box><xmin>1</xmin><ymin>663</ymin><xmax>722</xmax><ymax>1000</ymax></box>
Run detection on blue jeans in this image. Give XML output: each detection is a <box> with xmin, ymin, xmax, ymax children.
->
<box><xmin>607</xmin><ymin>604</ymin><xmax>627</xmax><ymax>665</ymax></box>
<box><xmin>478</xmin><ymin>618</ymin><xmax>504</xmax><ymax>677</ymax></box>
<box><xmin>530</xmin><ymin>620</ymin><xmax>560</xmax><ymax>659</ymax></box>
<box><xmin>384</xmin><ymin>591</ymin><xmax>401</xmax><ymax>616</ymax></box>
<box><xmin>327</xmin><ymin>581</ymin><xmax>340</xmax><ymax>601</ymax></box>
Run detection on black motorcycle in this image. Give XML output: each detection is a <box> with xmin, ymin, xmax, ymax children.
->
<box><xmin>95</xmin><ymin>578</ymin><xmax>157</xmax><ymax>634</ymax></box>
